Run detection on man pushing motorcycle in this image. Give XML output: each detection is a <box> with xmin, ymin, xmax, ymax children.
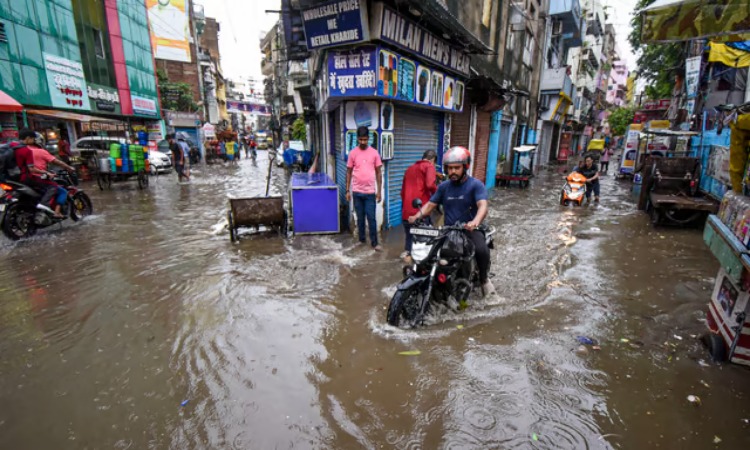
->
<box><xmin>408</xmin><ymin>146</ymin><xmax>496</xmax><ymax>297</ymax></box>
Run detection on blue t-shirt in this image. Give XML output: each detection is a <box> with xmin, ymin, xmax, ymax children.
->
<box><xmin>430</xmin><ymin>176</ymin><xmax>488</xmax><ymax>225</ymax></box>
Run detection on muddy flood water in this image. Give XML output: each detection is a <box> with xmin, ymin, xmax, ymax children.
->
<box><xmin>1</xmin><ymin>151</ymin><xmax>748</xmax><ymax>449</ymax></box>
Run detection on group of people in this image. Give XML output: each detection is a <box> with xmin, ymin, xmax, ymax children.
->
<box><xmin>204</xmin><ymin>134</ymin><xmax>258</xmax><ymax>165</ymax></box>
<box><xmin>344</xmin><ymin>126</ymin><xmax>495</xmax><ymax>297</ymax></box>
<box><xmin>5</xmin><ymin>129</ymin><xmax>76</xmax><ymax>218</ymax></box>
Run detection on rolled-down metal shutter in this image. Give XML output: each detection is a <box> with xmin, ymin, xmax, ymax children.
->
<box><xmin>387</xmin><ymin>107</ymin><xmax>441</xmax><ymax>228</ymax></box>
<box><xmin>451</xmin><ymin>110</ymin><xmax>471</xmax><ymax>149</ymax></box>
<box><xmin>473</xmin><ymin>111</ymin><xmax>491</xmax><ymax>183</ymax></box>
<box><xmin>333</xmin><ymin>110</ymin><xmax>347</xmax><ymax>207</ymax></box>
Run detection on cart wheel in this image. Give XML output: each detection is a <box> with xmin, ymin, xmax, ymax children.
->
<box><xmin>227</xmin><ymin>210</ymin><xmax>236</xmax><ymax>242</ymax></box>
<box><xmin>281</xmin><ymin>210</ymin><xmax>289</xmax><ymax>237</ymax></box>
<box><xmin>137</xmin><ymin>170</ymin><xmax>147</xmax><ymax>189</ymax></box>
<box><xmin>106</xmin><ymin>174</ymin><xmax>112</xmax><ymax>190</ymax></box>
<box><xmin>703</xmin><ymin>333</ymin><xmax>727</xmax><ymax>363</ymax></box>
<box><xmin>650</xmin><ymin>206</ymin><xmax>663</xmax><ymax>226</ymax></box>
<box><xmin>97</xmin><ymin>174</ymin><xmax>105</xmax><ymax>191</ymax></box>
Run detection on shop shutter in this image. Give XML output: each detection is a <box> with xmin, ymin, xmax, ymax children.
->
<box><xmin>473</xmin><ymin>111</ymin><xmax>491</xmax><ymax>183</ymax></box>
<box><xmin>451</xmin><ymin>110</ymin><xmax>471</xmax><ymax>149</ymax></box>
<box><xmin>387</xmin><ymin>107</ymin><xmax>441</xmax><ymax>228</ymax></box>
<box><xmin>333</xmin><ymin>110</ymin><xmax>347</xmax><ymax>206</ymax></box>
<box><xmin>499</xmin><ymin>121</ymin><xmax>512</xmax><ymax>162</ymax></box>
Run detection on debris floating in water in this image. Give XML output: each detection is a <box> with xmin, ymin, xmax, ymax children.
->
<box><xmin>532</xmin><ymin>433</ymin><xmax>539</xmax><ymax>441</ymax></box>
<box><xmin>713</xmin><ymin>435</ymin><xmax>722</xmax><ymax>444</ymax></box>
<box><xmin>456</xmin><ymin>325</ymin><xmax>464</xmax><ymax>329</ymax></box>
<box><xmin>576</xmin><ymin>336</ymin><xmax>597</xmax><ymax>346</ymax></box>
<box><xmin>398</xmin><ymin>350</ymin><xmax>421</xmax><ymax>356</ymax></box>
<box><xmin>687</xmin><ymin>395</ymin><xmax>701</xmax><ymax>405</ymax></box>
<box><xmin>180</xmin><ymin>399</ymin><xmax>189</xmax><ymax>407</ymax></box>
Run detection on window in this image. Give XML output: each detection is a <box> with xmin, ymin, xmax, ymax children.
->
<box><xmin>0</xmin><ymin>21</ymin><xmax>7</xmax><ymax>43</ymax></box>
<box><xmin>94</xmin><ymin>29</ymin><xmax>105</xmax><ymax>59</ymax></box>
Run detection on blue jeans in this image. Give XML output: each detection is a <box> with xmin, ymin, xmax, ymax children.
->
<box><xmin>585</xmin><ymin>180</ymin><xmax>600</xmax><ymax>199</ymax></box>
<box><xmin>353</xmin><ymin>192</ymin><xmax>377</xmax><ymax>246</ymax></box>
<box><xmin>55</xmin><ymin>187</ymin><xmax>67</xmax><ymax>206</ymax></box>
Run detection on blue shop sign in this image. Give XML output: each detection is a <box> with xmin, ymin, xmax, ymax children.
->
<box><xmin>370</xmin><ymin>2</ymin><xmax>471</xmax><ymax>77</ymax></box>
<box><xmin>302</xmin><ymin>0</ymin><xmax>370</xmax><ymax>50</ymax></box>
<box><xmin>327</xmin><ymin>45</ymin><xmax>465</xmax><ymax>113</ymax></box>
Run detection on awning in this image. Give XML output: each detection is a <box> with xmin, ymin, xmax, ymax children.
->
<box><xmin>642</xmin><ymin>129</ymin><xmax>700</xmax><ymax>136</ymax></box>
<box><xmin>513</xmin><ymin>145</ymin><xmax>536</xmax><ymax>153</ymax></box>
<box><xmin>25</xmin><ymin>109</ymin><xmax>122</xmax><ymax>123</ymax></box>
<box><xmin>640</xmin><ymin>0</ymin><xmax>750</xmax><ymax>44</ymax></box>
<box><xmin>0</xmin><ymin>90</ymin><xmax>23</xmax><ymax>113</ymax></box>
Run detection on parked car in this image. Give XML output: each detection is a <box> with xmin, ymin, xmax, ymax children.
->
<box><xmin>71</xmin><ymin>136</ymin><xmax>126</xmax><ymax>162</ymax></box>
<box><xmin>149</xmin><ymin>149</ymin><xmax>172</xmax><ymax>174</ymax></box>
<box><xmin>256</xmin><ymin>132</ymin><xmax>269</xmax><ymax>150</ymax></box>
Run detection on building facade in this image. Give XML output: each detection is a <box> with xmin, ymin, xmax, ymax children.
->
<box><xmin>0</xmin><ymin>0</ymin><xmax>161</xmax><ymax>145</ymax></box>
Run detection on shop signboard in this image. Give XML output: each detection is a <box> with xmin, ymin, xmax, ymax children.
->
<box><xmin>227</xmin><ymin>101</ymin><xmax>271</xmax><ymax>115</ymax></box>
<box><xmin>370</xmin><ymin>2</ymin><xmax>471</xmax><ymax>77</ymax></box>
<box><xmin>685</xmin><ymin>56</ymin><xmax>701</xmax><ymax>99</ymax></box>
<box><xmin>327</xmin><ymin>45</ymin><xmax>465</xmax><ymax>112</ymax></box>
<box><xmin>131</xmin><ymin>95</ymin><xmax>158</xmax><ymax>117</ymax></box>
<box><xmin>87</xmin><ymin>83</ymin><xmax>121</xmax><ymax>114</ymax></box>
<box><xmin>43</xmin><ymin>53</ymin><xmax>90</xmax><ymax>111</ymax></box>
<box><xmin>621</xmin><ymin>128</ymin><xmax>640</xmax><ymax>173</ymax></box>
<box><xmin>302</xmin><ymin>0</ymin><xmax>369</xmax><ymax>50</ymax></box>
<box><xmin>146</xmin><ymin>0</ymin><xmax>191</xmax><ymax>63</ymax></box>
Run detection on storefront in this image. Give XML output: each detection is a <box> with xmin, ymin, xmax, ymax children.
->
<box><xmin>166</xmin><ymin>111</ymin><xmax>202</xmax><ymax>155</ymax></box>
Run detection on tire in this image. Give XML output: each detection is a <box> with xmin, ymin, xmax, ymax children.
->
<box><xmin>2</xmin><ymin>204</ymin><xmax>36</xmax><ymax>240</ymax></box>
<box><xmin>386</xmin><ymin>287</ymin><xmax>423</xmax><ymax>327</ymax></box>
<box><xmin>69</xmin><ymin>192</ymin><xmax>93</xmax><ymax>221</ymax></box>
<box><xmin>650</xmin><ymin>207</ymin><xmax>663</xmax><ymax>226</ymax></box>
<box><xmin>137</xmin><ymin>170</ymin><xmax>148</xmax><ymax>189</ymax></box>
<box><xmin>664</xmin><ymin>208</ymin><xmax>702</xmax><ymax>226</ymax></box>
<box><xmin>704</xmin><ymin>333</ymin><xmax>727</xmax><ymax>363</ymax></box>
<box><xmin>97</xmin><ymin>174</ymin><xmax>106</xmax><ymax>191</ymax></box>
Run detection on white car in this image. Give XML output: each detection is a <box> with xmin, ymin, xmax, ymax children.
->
<box><xmin>149</xmin><ymin>149</ymin><xmax>172</xmax><ymax>174</ymax></box>
<box><xmin>71</xmin><ymin>136</ymin><xmax>126</xmax><ymax>160</ymax></box>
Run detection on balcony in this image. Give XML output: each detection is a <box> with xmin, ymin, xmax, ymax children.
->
<box><xmin>541</xmin><ymin>67</ymin><xmax>574</xmax><ymax>99</ymax></box>
<box><xmin>261</xmin><ymin>58</ymin><xmax>274</xmax><ymax>77</ymax></box>
<box><xmin>549</xmin><ymin>0</ymin><xmax>582</xmax><ymax>46</ymax></box>
<box><xmin>586</xmin><ymin>10</ymin><xmax>603</xmax><ymax>36</ymax></box>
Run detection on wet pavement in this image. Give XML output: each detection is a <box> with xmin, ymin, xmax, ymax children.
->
<box><xmin>0</xmin><ymin>151</ymin><xmax>748</xmax><ymax>449</ymax></box>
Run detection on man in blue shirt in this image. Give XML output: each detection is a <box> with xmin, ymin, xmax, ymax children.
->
<box><xmin>408</xmin><ymin>146</ymin><xmax>495</xmax><ymax>297</ymax></box>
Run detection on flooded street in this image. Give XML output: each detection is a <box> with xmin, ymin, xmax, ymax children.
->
<box><xmin>1</xmin><ymin>151</ymin><xmax>748</xmax><ymax>449</ymax></box>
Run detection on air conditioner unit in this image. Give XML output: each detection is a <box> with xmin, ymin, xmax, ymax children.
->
<box><xmin>552</xmin><ymin>21</ymin><xmax>564</xmax><ymax>36</ymax></box>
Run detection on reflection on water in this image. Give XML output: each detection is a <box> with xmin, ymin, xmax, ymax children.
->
<box><xmin>0</xmin><ymin>158</ymin><xmax>747</xmax><ymax>449</ymax></box>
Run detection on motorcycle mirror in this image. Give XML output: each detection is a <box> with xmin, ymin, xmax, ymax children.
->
<box><xmin>412</xmin><ymin>198</ymin><xmax>423</xmax><ymax>209</ymax></box>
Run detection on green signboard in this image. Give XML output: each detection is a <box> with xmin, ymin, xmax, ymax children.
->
<box><xmin>87</xmin><ymin>83</ymin><xmax>121</xmax><ymax>115</ymax></box>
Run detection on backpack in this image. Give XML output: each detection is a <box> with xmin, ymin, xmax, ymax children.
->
<box><xmin>0</xmin><ymin>142</ymin><xmax>21</xmax><ymax>182</ymax></box>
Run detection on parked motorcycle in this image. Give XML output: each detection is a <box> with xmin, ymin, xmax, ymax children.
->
<box><xmin>0</xmin><ymin>170</ymin><xmax>93</xmax><ymax>240</ymax></box>
<box><xmin>386</xmin><ymin>199</ymin><xmax>495</xmax><ymax>327</ymax></box>
<box><xmin>560</xmin><ymin>172</ymin><xmax>587</xmax><ymax>206</ymax></box>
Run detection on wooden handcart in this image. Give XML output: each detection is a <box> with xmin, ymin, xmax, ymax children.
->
<box><xmin>227</xmin><ymin>196</ymin><xmax>288</xmax><ymax>242</ymax></box>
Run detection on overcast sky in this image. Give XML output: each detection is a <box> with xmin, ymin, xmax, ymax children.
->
<box><xmin>200</xmin><ymin>0</ymin><xmax>639</xmax><ymax>82</ymax></box>
<box><xmin>202</xmin><ymin>0</ymin><xmax>282</xmax><ymax>81</ymax></box>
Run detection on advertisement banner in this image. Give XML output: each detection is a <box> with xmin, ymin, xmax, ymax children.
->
<box><xmin>327</xmin><ymin>45</ymin><xmax>464</xmax><ymax>112</ymax></box>
<box><xmin>328</xmin><ymin>46</ymin><xmax>377</xmax><ymax>96</ymax></box>
<box><xmin>708</xmin><ymin>145</ymin><xmax>731</xmax><ymax>185</ymax></box>
<box><xmin>227</xmin><ymin>101</ymin><xmax>271</xmax><ymax>115</ymax></box>
<box><xmin>146</xmin><ymin>0</ymin><xmax>191</xmax><ymax>63</ymax></box>
<box><xmin>370</xmin><ymin>2</ymin><xmax>471</xmax><ymax>77</ymax></box>
<box><xmin>302</xmin><ymin>0</ymin><xmax>369</xmax><ymax>50</ymax></box>
<box><xmin>685</xmin><ymin>56</ymin><xmax>701</xmax><ymax>99</ymax></box>
<box><xmin>43</xmin><ymin>53</ymin><xmax>90</xmax><ymax>111</ymax></box>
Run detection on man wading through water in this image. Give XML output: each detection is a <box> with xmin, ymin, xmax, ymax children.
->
<box><xmin>346</xmin><ymin>126</ymin><xmax>383</xmax><ymax>251</ymax></box>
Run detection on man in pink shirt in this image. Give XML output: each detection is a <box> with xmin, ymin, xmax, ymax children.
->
<box><xmin>29</xmin><ymin>142</ymin><xmax>75</xmax><ymax>218</ymax></box>
<box><xmin>346</xmin><ymin>126</ymin><xmax>383</xmax><ymax>251</ymax></box>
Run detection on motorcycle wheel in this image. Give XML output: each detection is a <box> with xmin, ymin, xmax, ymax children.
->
<box><xmin>2</xmin><ymin>204</ymin><xmax>36</xmax><ymax>240</ymax></box>
<box><xmin>386</xmin><ymin>287</ymin><xmax>423</xmax><ymax>327</ymax></box>
<box><xmin>70</xmin><ymin>192</ymin><xmax>93</xmax><ymax>222</ymax></box>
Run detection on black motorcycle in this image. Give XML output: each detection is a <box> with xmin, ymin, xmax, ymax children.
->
<box><xmin>386</xmin><ymin>200</ymin><xmax>495</xmax><ymax>327</ymax></box>
<box><xmin>0</xmin><ymin>170</ymin><xmax>93</xmax><ymax>240</ymax></box>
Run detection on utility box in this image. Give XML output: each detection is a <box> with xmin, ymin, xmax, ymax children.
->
<box><xmin>290</xmin><ymin>173</ymin><xmax>340</xmax><ymax>235</ymax></box>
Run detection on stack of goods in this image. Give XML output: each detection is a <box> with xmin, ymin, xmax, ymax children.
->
<box><xmin>107</xmin><ymin>143</ymin><xmax>149</xmax><ymax>173</ymax></box>
<box><xmin>717</xmin><ymin>191</ymin><xmax>750</xmax><ymax>245</ymax></box>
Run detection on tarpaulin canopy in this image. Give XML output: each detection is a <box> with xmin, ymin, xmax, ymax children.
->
<box><xmin>709</xmin><ymin>41</ymin><xmax>750</xmax><ymax>68</ymax></box>
<box><xmin>640</xmin><ymin>0</ymin><xmax>750</xmax><ymax>44</ymax></box>
<box><xmin>0</xmin><ymin>90</ymin><xmax>23</xmax><ymax>113</ymax></box>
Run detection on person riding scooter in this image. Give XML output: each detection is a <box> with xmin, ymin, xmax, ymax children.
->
<box><xmin>408</xmin><ymin>146</ymin><xmax>496</xmax><ymax>297</ymax></box>
<box><xmin>14</xmin><ymin>129</ymin><xmax>62</xmax><ymax>217</ymax></box>
<box><xmin>29</xmin><ymin>135</ymin><xmax>76</xmax><ymax>218</ymax></box>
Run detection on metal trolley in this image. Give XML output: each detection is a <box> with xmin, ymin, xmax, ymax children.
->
<box><xmin>227</xmin><ymin>196</ymin><xmax>288</xmax><ymax>242</ymax></box>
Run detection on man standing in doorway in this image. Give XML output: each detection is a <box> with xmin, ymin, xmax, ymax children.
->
<box><xmin>400</xmin><ymin>149</ymin><xmax>438</xmax><ymax>259</ymax></box>
<box><xmin>346</xmin><ymin>126</ymin><xmax>383</xmax><ymax>251</ymax></box>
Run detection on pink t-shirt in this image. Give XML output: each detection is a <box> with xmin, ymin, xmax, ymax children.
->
<box><xmin>31</xmin><ymin>146</ymin><xmax>56</xmax><ymax>172</ymax></box>
<box><xmin>347</xmin><ymin>146</ymin><xmax>382</xmax><ymax>194</ymax></box>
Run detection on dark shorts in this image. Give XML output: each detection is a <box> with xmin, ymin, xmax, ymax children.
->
<box><xmin>175</xmin><ymin>164</ymin><xmax>185</xmax><ymax>176</ymax></box>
